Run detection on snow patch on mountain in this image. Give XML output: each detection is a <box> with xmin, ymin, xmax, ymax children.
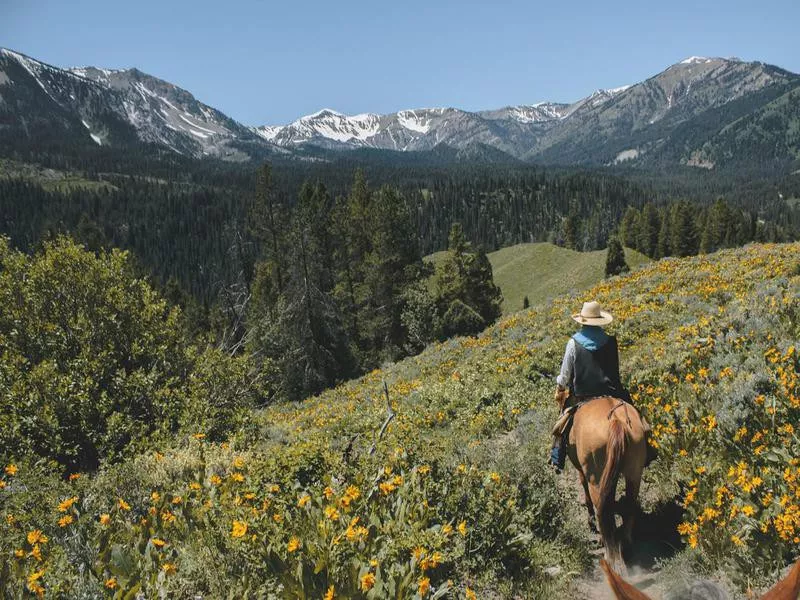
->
<box><xmin>397</xmin><ymin>109</ymin><xmax>432</xmax><ymax>133</ymax></box>
<box><xmin>81</xmin><ymin>119</ymin><xmax>103</xmax><ymax>145</ymax></box>
<box><xmin>680</xmin><ymin>56</ymin><xmax>713</xmax><ymax>65</ymax></box>
<box><xmin>613</xmin><ymin>148</ymin><xmax>640</xmax><ymax>163</ymax></box>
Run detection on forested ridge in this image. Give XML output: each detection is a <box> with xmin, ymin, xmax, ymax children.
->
<box><xmin>2</xmin><ymin>151</ymin><xmax>798</xmax><ymax>300</ymax></box>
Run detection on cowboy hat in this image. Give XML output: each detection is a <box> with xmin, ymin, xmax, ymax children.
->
<box><xmin>572</xmin><ymin>301</ymin><xmax>613</xmax><ymax>326</ymax></box>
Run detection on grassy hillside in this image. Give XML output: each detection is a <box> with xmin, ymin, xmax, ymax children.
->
<box><xmin>1</xmin><ymin>243</ymin><xmax>798</xmax><ymax>598</ymax></box>
<box><xmin>0</xmin><ymin>158</ymin><xmax>117</xmax><ymax>192</ymax></box>
<box><xmin>427</xmin><ymin>242</ymin><xmax>650</xmax><ymax>313</ymax></box>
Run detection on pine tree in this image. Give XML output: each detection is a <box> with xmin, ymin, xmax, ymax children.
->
<box><xmin>620</xmin><ymin>207</ymin><xmax>640</xmax><ymax>249</ymax></box>
<box><xmin>563</xmin><ymin>213</ymin><xmax>581</xmax><ymax>250</ymax></box>
<box><xmin>636</xmin><ymin>203</ymin><xmax>660</xmax><ymax>258</ymax></box>
<box><xmin>700</xmin><ymin>198</ymin><xmax>730</xmax><ymax>254</ymax></box>
<box><xmin>250</xmin><ymin>163</ymin><xmax>287</xmax><ymax>297</ymax></box>
<box><xmin>670</xmin><ymin>201</ymin><xmax>699</xmax><ymax>257</ymax></box>
<box><xmin>523</xmin><ymin>296</ymin><xmax>530</xmax><ymax>310</ymax></box>
<box><xmin>266</xmin><ymin>182</ymin><xmax>354</xmax><ymax>400</ymax></box>
<box><xmin>435</xmin><ymin>224</ymin><xmax>503</xmax><ymax>337</ymax></box>
<box><xmin>656</xmin><ymin>207</ymin><xmax>672</xmax><ymax>258</ymax></box>
<box><xmin>359</xmin><ymin>186</ymin><xmax>423</xmax><ymax>361</ymax></box>
<box><xmin>605</xmin><ymin>237</ymin><xmax>630</xmax><ymax>277</ymax></box>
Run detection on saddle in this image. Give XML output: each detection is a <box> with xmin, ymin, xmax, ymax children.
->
<box><xmin>551</xmin><ymin>396</ymin><xmax>633</xmax><ymax>439</ymax></box>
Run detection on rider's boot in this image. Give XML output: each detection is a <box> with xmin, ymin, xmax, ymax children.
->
<box><xmin>549</xmin><ymin>436</ymin><xmax>566</xmax><ymax>473</ymax></box>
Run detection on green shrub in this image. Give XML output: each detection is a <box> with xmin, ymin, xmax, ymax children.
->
<box><xmin>0</xmin><ymin>237</ymin><xmax>258</xmax><ymax>470</ymax></box>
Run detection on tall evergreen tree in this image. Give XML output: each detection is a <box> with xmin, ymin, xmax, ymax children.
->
<box><xmin>250</xmin><ymin>163</ymin><xmax>287</xmax><ymax>297</ymax></box>
<box><xmin>359</xmin><ymin>186</ymin><xmax>424</xmax><ymax>362</ymax></box>
<box><xmin>656</xmin><ymin>206</ymin><xmax>672</xmax><ymax>258</ymax></box>
<box><xmin>605</xmin><ymin>237</ymin><xmax>630</xmax><ymax>277</ymax></box>
<box><xmin>636</xmin><ymin>203</ymin><xmax>660</xmax><ymax>258</ymax></box>
<box><xmin>265</xmin><ymin>182</ymin><xmax>354</xmax><ymax>400</ymax></box>
<box><xmin>563</xmin><ymin>213</ymin><xmax>581</xmax><ymax>250</ymax></box>
<box><xmin>620</xmin><ymin>207</ymin><xmax>640</xmax><ymax>249</ymax></box>
<box><xmin>670</xmin><ymin>201</ymin><xmax>699</xmax><ymax>257</ymax></box>
<box><xmin>435</xmin><ymin>224</ymin><xmax>503</xmax><ymax>337</ymax></box>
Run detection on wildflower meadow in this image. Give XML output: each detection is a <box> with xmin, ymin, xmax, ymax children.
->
<box><xmin>1</xmin><ymin>242</ymin><xmax>798</xmax><ymax>598</ymax></box>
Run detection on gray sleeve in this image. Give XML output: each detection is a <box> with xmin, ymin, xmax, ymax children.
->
<box><xmin>556</xmin><ymin>338</ymin><xmax>575</xmax><ymax>389</ymax></box>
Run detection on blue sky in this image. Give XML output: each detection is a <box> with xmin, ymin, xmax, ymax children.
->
<box><xmin>3</xmin><ymin>0</ymin><xmax>799</xmax><ymax>125</ymax></box>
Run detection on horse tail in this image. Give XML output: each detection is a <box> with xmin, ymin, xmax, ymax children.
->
<box><xmin>598</xmin><ymin>418</ymin><xmax>626</xmax><ymax>559</ymax></box>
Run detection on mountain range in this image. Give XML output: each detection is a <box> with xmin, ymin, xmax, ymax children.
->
<box><xmin>1</xmin><ymin>49</ymin><xmax>798</xmax><ymax>170</ymax></box>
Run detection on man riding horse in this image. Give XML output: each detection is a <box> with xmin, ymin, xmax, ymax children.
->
<box><xmin>550</xmin><ymin>301</ymin><xmax>656</xmax><ymax>472</ymax></box>
<box><xmin>550</xmin><ymin>301</ymin><xmax>657</xmax><ymax>569</ymax></box>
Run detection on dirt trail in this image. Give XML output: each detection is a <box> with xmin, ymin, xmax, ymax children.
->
<box><xmin>557</xmin><ymin>472</ymin><xmax>683</xmax><ymax>600</ymax></box>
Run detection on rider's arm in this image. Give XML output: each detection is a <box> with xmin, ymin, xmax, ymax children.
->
<box><xmin>556</xmin><ymin>338</ymin><xmax>575</xmax><ymax>391</ymax></box>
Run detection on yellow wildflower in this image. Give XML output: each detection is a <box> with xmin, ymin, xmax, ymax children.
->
<box><xmin>29</xmin><ymin>544</ymin><xmax>42</xmax><ymax>561</ymax></box>
<box><xmin>162</xmin><ymin>562</ymin><xmax>177</xmax><ymax>575</ymax></box>
<box><xmin>419</xmin><ymin>577</ymin><xmax>431</xmax><ymax>596</ymax></box>
<box><xmin>58</xmin><ymin>515</ymin><xmax>74</xmax><ymax>527</ymax></box>
<box><xmin>99</xmin><ymin>513</ymin><xmax>111</xmax><ymax>525</ymax></box>
<box><xmin>105</xmin><ymin>577</ymin><xmax>117</xmax><ymax>589</ymax></box>
<box><xmin>324</xmin><ymin>585</ymin><xmax>335</xmax><ymax>600</ymax></box>
<box><xmin>5</xmin><ymin>464</ymin><xmax>18</xmax><ymax>476</ymax></box>
<box><xmin>287</xmin><ymin>536</ymin><xmax>301</xmax><ymax>552</ymax></box>
<box><xmin>57</xmin><ymin>496</ymin><xmax>78</xmax><ymax>513</ymax></box>
<box><xmin>231</xmin><ymin>520</ymin><xmax>248</xmax><ymax>538</ymax></box>
<box><xmin>27</xmin><ymin>530</ymin><xmax>48</xmax><ymax>545</ymax></box>
<box><xmin>457</xmin><ymin>520</ymin><xmax>468</xmax><ymax>537</ymax></box>
<box><xmin>360</xmin><ymin>572</ymin><xmax>375</xmax><ymax>591</ymax></box>
<box><xmin>117</xmin><ymin>498</ymin><xmax>131</xmax><ymax>511</ymax></box>
<box><xmin>26</xmin><ymin>569</ymin><xmax>45</xmax><ymax>598</ymax></box>
<box><xmin>298</xmin><ymin>494</ymin><xmax>311</xmax><ymax>508</ymax></box>
<box><xmin>152</xmin><ymin>538</ymin><xmax>167</xmax><ymax>547</ymax></box>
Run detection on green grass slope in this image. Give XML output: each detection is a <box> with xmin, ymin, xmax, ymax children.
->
<box><xmin>427</xmin><ymin>242</ymin><xmax>650</xmax><ymax>313</ymax></box>
<box><xmin>2</xmin><ymin>243</ymin><xmax>797</xmax><ymax>598</ymax></box>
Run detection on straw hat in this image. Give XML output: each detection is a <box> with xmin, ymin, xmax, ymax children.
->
<box><xmin>572</xmin><ymin>301</ymin><xmax>613</xmax><ymax>326</ymax></box>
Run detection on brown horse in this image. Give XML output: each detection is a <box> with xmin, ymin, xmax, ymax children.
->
<box><xmin>601</xmin><ymin>557</ymin><xmax>800</xmax><ymax>600</ymax></box>
<box><xmin>558</xmin><ymin>392</ymin><xmax>648</xmax><ymax>571</ymax></box>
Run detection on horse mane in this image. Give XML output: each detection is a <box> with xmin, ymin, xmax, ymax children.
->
<box><xmin>600</xmin><ymin>558</ymin><xmax>800</xmax><ymax>600</ymax></box>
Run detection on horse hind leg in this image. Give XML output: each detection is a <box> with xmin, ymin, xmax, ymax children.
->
<box><xmin>578</xmin><ymin>469</ymin><xmax>597</xmax><ymax>533</ymax></box>
<box><xmin>622</xmin><ymin>472</ymin><xmax>642</xmax><ymax>549</ymax></box>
